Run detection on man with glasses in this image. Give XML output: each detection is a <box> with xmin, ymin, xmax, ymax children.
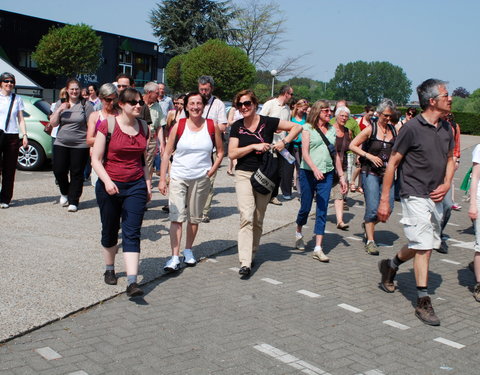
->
<box><xmin>377</xmin><ymin>79</ymin><xmax>455</xmax><ymax>326</ymax></box>
<box><xmin>143</xmin><ymin>82</ymin><xmax>164</xmax><ymax>179</ymax></box>
<box><xmin>157</xmin><ymin>83</ymin><xmax>174</xmax><ymax>119</ymax></box>
<box><xmin>260</xmin><ymin>85</ymin><xmax>294</xmax><ymax>205</ymax></box>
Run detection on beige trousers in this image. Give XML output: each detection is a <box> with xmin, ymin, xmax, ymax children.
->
<box><xmin>235</xmin><ymin>170</ymin><xmax>271</xmax><ymax>267</ymax></box>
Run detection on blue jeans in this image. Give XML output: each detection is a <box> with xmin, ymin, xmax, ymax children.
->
<box><xmin>296</xmin><ymin>169</ymin><xmax>333</xmax><ymax>235</ymax></box>
<box><xmin>362</xmin><ymin>172</ymin><xmax>394</xmax><ymax>223</ymax></box>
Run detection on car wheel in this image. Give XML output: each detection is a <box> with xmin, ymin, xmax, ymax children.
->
<box><xmin>17</xmin><ymin>140</ymin><xmax>46</xmax><ymax>171</ymax></box>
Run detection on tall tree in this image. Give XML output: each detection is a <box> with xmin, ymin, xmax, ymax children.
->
<box><xmin>32</xmin><ymin>24</ymin><xmax>102</xmax><ymax>77</ymax></box>
<box><xmin>149</xmin><ymin>0</ymin><xmax>236</xmax><ymax>55</ymax></box>
<box><xmin>232</xmin><ymin>0</ymin><xmax>311</xmax><ymax>77</ymax></box>
<box><xmin>330</xmin><ymin>61</ymin><xmax>412</xmax><ymax>105</ymax></box>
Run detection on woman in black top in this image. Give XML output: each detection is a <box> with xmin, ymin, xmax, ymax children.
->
<box><xmin>229</xmin><ymin>89</ymin><xmax>302</xmax><ymax>277</ymax></box>
<box><xmin>349</xmin><ymin>98</ymin><xmax>397</xmax><ymax>255</ymax></box>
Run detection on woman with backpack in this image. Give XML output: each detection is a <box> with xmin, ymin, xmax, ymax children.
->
<box><xmin>229</xmin><ymin>90</ymin><xmax>302</xmax><ymax>277</ymax></box>
<box><xmin>50</xmin><ymin>78</ymin><xmax>94</xmax><ymax>212</ymax></box>
<box><xmin>91</xmin><ymin>88</ymin><xmax>151</xmax><ymax>297</ymax></box>
<box><xmin>349</xmin><ymin>98</ymin><xmax>398</xmax><ymax>255</ymax></box>
<box><xmin>159</xmin><ymin>92</ymin><xmax>224</xmax><ymax>273</ymax></box>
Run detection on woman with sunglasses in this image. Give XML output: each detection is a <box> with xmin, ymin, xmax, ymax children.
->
<box><xmin>349</xmin><ymin>98</ymin><xmax>398</xmax><ymax>255</ymax></box>
<box><xmin>159</xmin><ymin>92</ymin><xmax>224</xmax><ymax>273</ymax></box>
<box><xmin>0</xmin><ymin>72</ymin><xmax>28</xmax><ymax>208</ymax></box>
<box><xmin>229</xmin><ymin>90</ymin><xmax>302</xmax><ymax>276</ymax></box>
<box><xmin>294</xmin><ymin>101</ymin><xmax>347</xmax><ymax>262</ymax></box>
<box><xmin>396</xmin><ymin>107</ymin><xmax>418</xmax><ymax>132</ymax></box>
<box><xmin>91</xmin><ymin>88</ymin><xmax>151</xmax><ymax>297</ymax></box>
<box><xmin>49</xmin><ymin>78</ymin><xmax>94</xmax><ymax>212</ymax></box>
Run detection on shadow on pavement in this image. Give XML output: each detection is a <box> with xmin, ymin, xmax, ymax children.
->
<box><xmin>396</xmin><ymin>268</ymin><xmax>443</xmax><ymax>307</ymax></box>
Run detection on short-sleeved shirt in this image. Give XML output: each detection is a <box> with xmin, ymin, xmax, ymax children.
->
<box><xmin>229</xmin><ymin>115</ymin><xmax>279</xmax><ymax>171</ymax></box>
<box><xmin>97</xmin><ymin>119</ymin><xmax>147</xmax><ymax>182</ymax></box>
<box><xmin>300</xmin><ymin>123</ymin><xmax>336</xmax><ymax>173</ymax></box>
<box><xmin>394</xmin><ymin>114</ymin><xmax>454</xmax><ymax>198</ymax></box>
<box><xmin>148</xmin><ymin>102</ymin><xmax>163</xmax><ymax>132</ymax></box>
<box><xmin>159</xmin><ymin>96</ymin><xmax>174</xmax><ymax>118</ymax></box>
<box><xmin>203</xmin><ymin>96</ymin><xmax>227</xmax><ymax>124</ymax></box>
<box><xmin>54</xmin><ymin>100</ymin><xmax>94</xmax><ymax>148</ymax></box>
<box><xmin>472</xmin><ymin>145</ymin><xmax>480</xmax><ymax>197</ymax></box>
<box><xmin>0</xmin><ymin>93</ymin><xmax>24</xmax><ymax>134</ymax></box>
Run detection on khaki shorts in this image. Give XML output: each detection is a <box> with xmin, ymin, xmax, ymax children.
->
<box><xmin>169</xmin><ymin>175</ymin><xmax>211</xmax><ymax>223</ymax></box>
<box><xmin>400</xmin><ymin>196</ymin><xmax>443</xmax><ymax>250</ymax></box>
<box><xmin>331</xmin><ymin>178</ymin><xmax>349</xmax><ymax>201</ymax></box>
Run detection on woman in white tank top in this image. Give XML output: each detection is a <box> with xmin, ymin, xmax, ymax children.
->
<box><xmin>159</xmin><ymin>92</ymin><xmax>224</xmax><ymax>272</ymax></box>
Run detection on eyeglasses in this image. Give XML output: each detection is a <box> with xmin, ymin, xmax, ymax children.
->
<box><xmin>236</xmin><ymin>100</ymin><xmax>253</xmax><ymax>108</ymax></box>
<box><xmin>435</xmin><ymin>93</ymin><xmax>449</xmax><ymax>98</ymax></box>
<box><xmin>321</xmin><ymin>108</ymin><xmax>332</xmax><ymax>113</ymax></box>
<box><xmin>2</xmin><ymin>80</ymin><xmax>14</xmax><ymax>84</ymax></box>
<box><xmin>406</xmin><ymin>112</ymin><xmax>413</xmax><ymax>117</ymax></box>
<box><xmin>103</xmin><ymin>97</ymin><xmax>116</xmax><ymax>103</ymax></box>
<box><xmin>173</xmin><ymin>101</ymin><xmax>183</xmax><ymax>105</ymax></box>
<box><xmin>382</xmin><ymin>113</ymin><xmax>393</xmax><ymax>118</ymax></box>
<box><xmin>117</xmin><ymin>84</ymin><xmax>129</xmax><ymax>89</ymax></box>
<box><xmin>125</xmin><ymin>99</ymin><xmax>145</xmax><ymax>106</ymax></box>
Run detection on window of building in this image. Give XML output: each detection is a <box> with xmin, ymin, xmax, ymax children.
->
<box><xmin>118</xmin><ymin>50</ymin><xmax>133</xmax><ymax>76</ymax></box>
<box><xmin>133</xmin><ymin>54</ymin><xmax>152</xmax><ymax>86</ymax></box>
<box><xmin>18</xmin><ymin>50</ymin><xmax>37</xmax><ymax>68</ymax></box>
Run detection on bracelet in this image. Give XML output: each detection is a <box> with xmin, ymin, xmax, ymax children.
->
<box><xmin>281</xmin><ymin>139</ymin><xmax>287</xmax><ymax>145</ymax></box>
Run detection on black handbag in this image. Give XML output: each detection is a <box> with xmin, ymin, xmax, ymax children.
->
<box><xmin>0</xmin><ymin>93</ymin><xmax>16</xmax><ymax>148</ymax></box>
<box><xmin>250</xmin><ymin>149</ymin><xmax>280</xmax><ymax>195</ymax></box>
<box><xmin>315</xmin><ymin>126</ymin><xmax>339</xmax><ymax>185</ymax></box>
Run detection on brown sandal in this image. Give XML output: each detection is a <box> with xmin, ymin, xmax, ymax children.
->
<box><xmin>337</xmin><ymin>222</ymin><xmax>349</xmax><ymax>231</ymax></box>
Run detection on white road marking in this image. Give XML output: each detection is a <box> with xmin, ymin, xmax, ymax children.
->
<box><xmin>261</xmin><ymin>278</ymin><xmax>283</xmax><ymax>285</ymax></box>
<box><xmin>346</xmin><ymin>236</ymin><xmax>362</xmax><ymax>241</ymax></box>
<box><xmin>229</xmin><ymin>267</ymin><xmax>240</xmax><ymax>272</ymax></box>
<box><xmin>324</xmin><ymin>230</ymin><xmax>334</xmax><ymax>234</ymax></box>
<box><xmin>35</xmin><ymin>347</ymin><xmax>62</xmax><ymax>360</ymax></box>
<box><xmin>254</xmin><ymin>343</ymin><xmax>331</xmax><ymax>374</ymax></box>
<box><xmin>433</xmin><ymin>337</ymin><xmax>465</xmax><ymax>349</ymax></box>
<box><xmin>441</xmin><ymin>259</ymin><xmax>461</xmax><ymax>265</ymax></box>
<box><xmin>376</xmin><ymin>243</ymin><xmax>393</xmax><ymax>247</ymax></box>
<box><xmin>207</xmin><ymin>258</ymin><xmax>219</xmax><ymax>263</ymax></box>
<box><xmin>446</xmin><ymin>222</ymin><xmax>460</xmax><ymax>227</ymax></box>
<box><xmin>338</xmin><ymin>303</ymin><xmax>363</xmax><ymax>313</ymax></box>
<box><xmin>447</xmin><ymin>239</ymin><xmax>476</xmax><ymax>250</ymax></box>
<box><xmin>297</xmin><ymin>289</ymin><xmax>321</xmax><ymax>298</ymax></box>
<box><xmin>436</xmin><ymin>297</ymin><xmax>446</xmax><ymax>301</ymax></box>
<box><xmin>67</xmin><ymin>372</ymin><xmax>89</xmax><ymax>375</ymax></box>
<box><xmin>383</xmin><ymin>320</ymin><xmax>410</xmax><ymax>330</ymax></box>
<box><xmin>364</xmin><ymin>370</ymin><xmax>386</xmax><ymax>375</ymax></box>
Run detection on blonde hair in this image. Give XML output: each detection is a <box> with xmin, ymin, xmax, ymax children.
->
<box><xmin>292</xmin><ymin>99</ymin><xmax>309</xmax><ymax>118</ymax></box>
<box><xmin>306</xmin><ymin>100</ymin><xmax>330</xmax><ymax>129</ymax></box>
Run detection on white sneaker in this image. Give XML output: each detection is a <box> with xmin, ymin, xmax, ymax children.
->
<box><xmin>67</xmin><ymin>204</ymin><xmax>78</xmax><ymax>212</ymax></box>
<box><xmin>183</xmin><ymin>249</ymin><xmax>197</xmax><ymax>266</ymax></box>
<box><xmin>0</xmin><ymin>203</ymin><xmax>9</xmax><ymax>209</ymax></box>
<box><xmin>164</xmin><ymin>257</ymin><xmax>180</xmax><ymax>272</ymax></box>
<box><xmin>312</xmin><ymin>249</ymin><xmax>330</xmax><ymax>262</ymax></box>
<box><xmin>295</xmin><ymin>235</ymin><xmax>305</xmax><ymax>250</ymax></box>
<box><xmin>60</xmin><ymin>195</ymin><xmax>69</xmax><ymax>207</ymax></box>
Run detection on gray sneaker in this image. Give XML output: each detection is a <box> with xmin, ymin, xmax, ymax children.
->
<box><xmin>365</xmin><ymin>241</ymin><xmax>379</xmax><ymax>256</ymax></box>
<box><xmin>474</xmin><ymin>283</ymin><xmax>480</xmax><ymax>302</ymax></box>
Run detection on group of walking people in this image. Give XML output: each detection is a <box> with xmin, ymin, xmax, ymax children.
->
<box><xmin>1</xmin><ymin>72</ymin><xmax>479</xmax><ymax>326</ymax></box>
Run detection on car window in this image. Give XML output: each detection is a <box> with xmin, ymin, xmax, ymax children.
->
<box><xmin>22</xmin><ymin>110</ymin><xmax>31</xmax><ymax>118</ymax></box>
<box><xmin>34</xmin><ymin>100</ymin><xmax>52</xmax><ymax>116</ymax></box>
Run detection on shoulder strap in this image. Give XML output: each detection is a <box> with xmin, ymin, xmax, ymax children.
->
<box><xmin>137</xmin><ymin>119</ymin><xmax>149</xmax><ymax>139</ymax></box>
<box><xmin>206</xmin><ymin>118</ymin><xmax>216</xmax><ymax>144</ymax></box>
<box><xmin>174</xmin><ymin>118</ymin><xmax>187</xmax><ymax>149</ymax></box>
<box><xmin>4</xmin><ymin>93</ymin><xmax>16</xmax><ymax>132</ymax></box>
<box><xmin>103</xmin><ymin>116</ymin><xmax>116</xmax><ymax>161</ymax></box>
<box><xmin>205</xmin><ymin>96</ymin><xmax>216</xmax><ymax>119</ymax></box>
<box><xmin>388</xmin><ymin>123</ymin><xmax>397</xmax><ymax>138</ymax></box>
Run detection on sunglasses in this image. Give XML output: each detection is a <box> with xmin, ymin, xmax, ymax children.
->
<box><xmin>125</xmin><ymin>99</ymin><xmax>145</xmax><ymax>106</ymax></box>
<box><xmin>382</xmin><ymin>113</ymin><xmax>393</xmax><ymax>118</ymax></box>
<box><xmin>173</xmin><ymin>101</ymin><xmax>183</xmax><ymax>105</ymax></box>
<box><xmin>321</xmin><ymin>108</ymin><xmax>332</xmax><ymax>113</ymax></box>
<box><xmin>236</xmin><ymin>100</ymin><xmax>252</xmax><ymax>108</ymax></box>
<box><xmin>103</xmin><ymin>97</ymin><xmax>116</xmax><ymax>103</ymax></box>
<box><xmin>2</xmin><ymin>80</ymin><xmax>14</xmax><ymax>84</ymax></box>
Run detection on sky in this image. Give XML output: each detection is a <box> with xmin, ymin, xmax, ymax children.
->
<box><xmin>2</xmin><ymin>0</ymin><xmax>480</xmax><ymax>96</ymax></box>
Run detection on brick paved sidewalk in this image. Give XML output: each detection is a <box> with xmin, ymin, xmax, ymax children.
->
<box><xmin>1</xmin><ymin>189</ymin><xmax>478</xmax><ymax>374</ymax></box>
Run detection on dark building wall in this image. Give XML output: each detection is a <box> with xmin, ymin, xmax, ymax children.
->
<box><xmin>0</xmin><ymin>10</ymin><xmax>169</xmax><ymax>95</ymax></box>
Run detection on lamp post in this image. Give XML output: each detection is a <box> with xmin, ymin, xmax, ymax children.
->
<box><xmin>270</xmin><ymin>69</ymin><xmax>277</xmax><ymax>97</ymax></box>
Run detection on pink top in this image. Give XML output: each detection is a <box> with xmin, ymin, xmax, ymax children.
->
<box><xmin>97</xmin><ymin>119</ymin><xmax>147</xmax><ymax>182</ymax></box>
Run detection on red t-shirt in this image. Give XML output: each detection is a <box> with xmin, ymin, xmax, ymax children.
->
<box><xmin>97</xmin><ymin>119</ymin><xmax>147</xmax><ymax>182</ymax></box>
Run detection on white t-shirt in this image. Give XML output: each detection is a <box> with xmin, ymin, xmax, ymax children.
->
<box><xmin>0</xmin><ymin>93</ymin><xmax>24</xmax><ymax>134</ymax></box>
<box><xmin>472</xmin><ymin>144</ymin><xmax>480</xmax><ymax>197</ymax></box>
<box><xmin>171</xmin><ymin>121</ymin><xmax>213</xmax><ymax>180</ymax></box>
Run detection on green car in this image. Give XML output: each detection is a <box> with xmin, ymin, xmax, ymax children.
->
<box><xmin>17</xmin><ymin>95</ymin><xmax>53</xmax><ymax>171</ymax></box>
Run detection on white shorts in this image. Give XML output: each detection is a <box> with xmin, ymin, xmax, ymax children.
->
<box><xmin>474</xmin><ymin>197</ymin><xmax>480</xmax><ymax>252</ymax></box>
<box><xmin>400</xmin><ymin>196</ymin><xmax>443</xmax><ymax>250</ymax></box>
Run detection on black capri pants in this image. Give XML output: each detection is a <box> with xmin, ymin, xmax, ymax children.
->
<box><xmin>95</xmin><ymin>178</ymin><xmax>147</xmax><ymax>252</ymax></box>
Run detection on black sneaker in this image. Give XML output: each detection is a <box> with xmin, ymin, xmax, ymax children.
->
<box><xmin>435</xmin><ymin>240</ymin><xmax>448</xmax><ymax>254</ymax></box>
<box><xmin>239</xmin><ymin>266</ymin><xmax>251</xmax><ymax>276</ymax></box>
<box><xmin>473</xmin><ymin>283</ymin><xmax>480</xmax><ymax>302</ymax></box>
<box><xmin>104</xmin><ymin>270</ymin><xmax>117</xmax><ymax>285</ymax></box>
<box><xmin>415</xmin><ymin>296</ymin><xmax>440</xmax><ymax>326</ymax></box>
<box><xmin>126</xmin><ymin>283</ymin><xmax>143</xmax><ymax>297</ymax></box>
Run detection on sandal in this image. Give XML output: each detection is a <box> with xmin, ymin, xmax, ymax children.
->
<box><xmin>227</xmin><ymin>170</ymin><xmax>234</xmax><ymax>176</ymax></box>
<box><xmin>337</xmin><ymin>222</ymin><xmax>349</xmax><ymax>231</ymax></box>
<box><xmin>357</xmin><ymin>186</ymin><xmax>364</xmax><ymax>194</ymax></box>
<box><xmin>350</xmin><ymin>183</ymin><xmax>357</xmax><ymax>193</ymax></box>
